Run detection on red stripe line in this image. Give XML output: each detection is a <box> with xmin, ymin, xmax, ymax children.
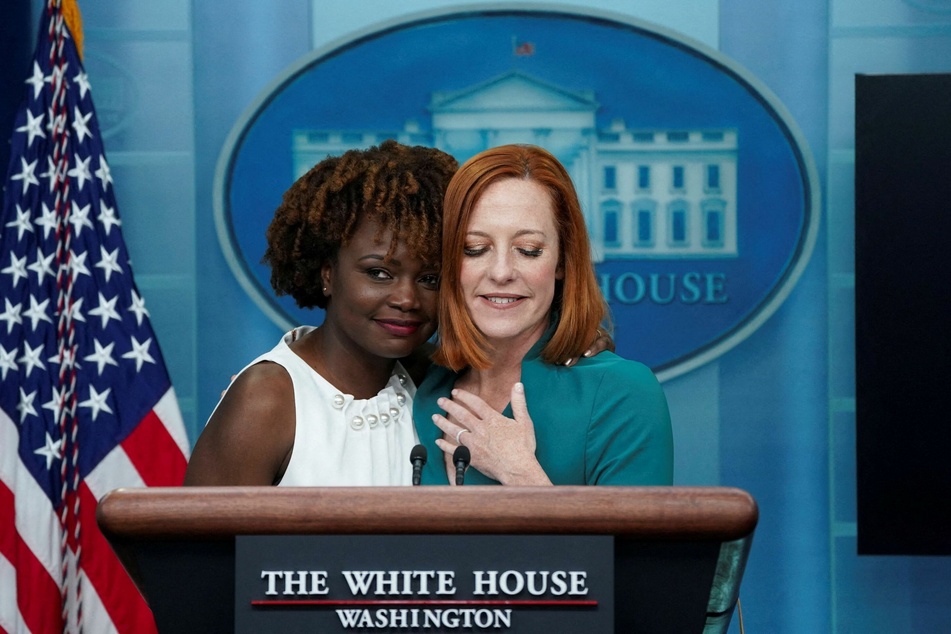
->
<box><xmin>0</xmin><ymin>481</ymin><xmax>16</xmax><ymax>563</ymax></box>
<box><xmin>251</xmin><ymin>599</ymin><xmax>599</xmax><ymax>607</ymax></box>
<box><xmin>121</xmin><ymin>410</ymin><xmax>188</xmax><ymax>486</ymax></box>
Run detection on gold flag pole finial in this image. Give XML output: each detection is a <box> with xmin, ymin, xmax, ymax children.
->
<box><xmin>61</xmin><ymin>0</ymin><xmax>85</xmax><ymax>60</ymax></box>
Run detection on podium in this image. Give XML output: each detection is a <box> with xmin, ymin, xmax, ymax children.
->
<box><xmin>97</xmin><ymin>486</ymin><xmax>757</xmax><ymax>633</ymax></box>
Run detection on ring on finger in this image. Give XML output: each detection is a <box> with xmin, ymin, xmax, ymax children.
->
<box><xmin>455</xmin><ymin>429</ymin><xmax>470</xmax><ymax>444</ymax></box>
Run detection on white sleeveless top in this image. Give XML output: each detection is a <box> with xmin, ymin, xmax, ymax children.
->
<box><xmin>229</xmin><ymin>327</ymin><xmax>419</xmax><ymax>486</ymax></box>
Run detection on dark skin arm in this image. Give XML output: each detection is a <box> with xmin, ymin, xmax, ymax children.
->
<box><xmin>567</xmin><ymin>328</ymin><xmax>615</xmax><ymax>366</ymax></box>
<box><xmin>184</xmin><ymin>361</ymin><xmax>296</xmax><ymax>486</ymax></box>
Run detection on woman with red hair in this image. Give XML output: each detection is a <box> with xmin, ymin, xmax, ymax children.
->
<box><xmin>414</xmin><ymin>144</ymin><xmax>673</xmax><ymax>486</ymax></box>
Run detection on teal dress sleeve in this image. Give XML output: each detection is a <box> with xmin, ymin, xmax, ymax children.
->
<box><xmin>580</xmin><ymin>357</ymin><xmax>673</xmax><ymax>485</ymax></box>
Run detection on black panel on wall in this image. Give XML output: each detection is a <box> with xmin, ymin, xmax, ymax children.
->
<box><xmin>855</xmin><ymin>73</ymin><xmax>951</xmax><ymax>556</ymax></box>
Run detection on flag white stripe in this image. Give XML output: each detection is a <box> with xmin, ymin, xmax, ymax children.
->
<box><xmin>154</xmin><ymin>387</ymin><xmax>190</xmax><ymax>458</ymax></box>
<box><xmin>85</xmin><ymin>443</ymin><xmax>144</xmax><ymax>500</ymax></box>
<box><xmin>0</xmin><ymin>406</ymin><xmax>20</xmax><ymax>487</ymax></box>
<box><xmin>0</xmin><ymin>553</ymin><xmax>33</xmax><ymax>634</ymax></box>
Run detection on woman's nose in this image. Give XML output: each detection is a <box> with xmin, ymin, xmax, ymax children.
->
<box><xmin>389</xmin><ymin>277</ymin><xmax>421</xmax><ymax>310</ymax></box>
<box><xmin>487</xmin><ymin>251</ymin><xmax>516</xmax><ymax>282</ymax></box>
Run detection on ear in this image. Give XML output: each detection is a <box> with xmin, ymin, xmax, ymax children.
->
<box><xmin>320</xmin><ymin>263</ymin><xmax>333</xmax><ymax>296</ymax></box>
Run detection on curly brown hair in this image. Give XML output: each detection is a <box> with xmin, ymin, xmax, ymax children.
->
<box><xmin>263</xmin><ymin>140</ymin><xmax>458</xmax><ymax>309</ymax></box>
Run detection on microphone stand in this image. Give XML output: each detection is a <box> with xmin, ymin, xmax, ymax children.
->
<box><xmin>410</xmin><ymin>445</ymin><xmax>427</xmax><ymax>486</ymax></box>
<box><xmin>453</xmin><ymin>445</ymin><xmax>470</xmax><ymax>486</ymax></box>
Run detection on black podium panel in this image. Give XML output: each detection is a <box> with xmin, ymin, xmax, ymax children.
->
<box><xmin>133</xmin><ymin>536</ymin><xmax>722</xmax><ymax>633</ymax></box>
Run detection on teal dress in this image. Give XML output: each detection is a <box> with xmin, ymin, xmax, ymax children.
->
<box><xmin>413</xmin><ymin>331</ymin><xmax>674</xmax><ymax>486</ymax></box>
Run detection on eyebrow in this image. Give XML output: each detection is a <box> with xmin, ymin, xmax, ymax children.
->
<box><xmin>466</xmin><ymin>229</ymin><xmax>548</xmax><ymax>239</ymax></box>
<box><xmin>357</xmin><ymin>253</ymin><xmax>440</xmax><ymax>270</ymax></box>
<box><xmin>357</xmin><ymin>253</ymin><xmax>399</xmax><ymax>265</ymax></box>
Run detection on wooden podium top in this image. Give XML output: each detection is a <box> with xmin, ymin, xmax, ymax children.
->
<box><xmin>97</xmin><ymin>485</ymin><xmax>757</xmax><ymax>541</ymax></box>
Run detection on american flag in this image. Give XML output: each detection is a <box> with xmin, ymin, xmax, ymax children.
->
<box><xmin>0</xmin><ymin>1</ymin><xmax>190</xmax><ymax>632</ymax></box>
<box><xmin>512</xmin><ymin>39</ymin><xmax>535</xmax><ymax>57</ymax></box>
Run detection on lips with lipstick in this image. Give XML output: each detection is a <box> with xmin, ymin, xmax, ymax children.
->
<box><xmin>375</xmin><ymin>319</ymin><xmax>426</xmax><ymax>336</ymax></box>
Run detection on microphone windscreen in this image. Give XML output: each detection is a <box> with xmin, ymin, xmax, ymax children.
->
<box><xmin>453</xmin><ymin>445</ymin><xmax>471</xmax><ymax>465</ymax></box>
<box><xmin>410</xmin><ymin>444</ymin><xmax>428</xmax><ymax>465</ymax></box>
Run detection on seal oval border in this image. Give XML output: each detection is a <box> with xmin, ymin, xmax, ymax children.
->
<box><xmin>213</xmin><ymin>3</ymin><xmax>821</xmax><ymax>383</ymax></box>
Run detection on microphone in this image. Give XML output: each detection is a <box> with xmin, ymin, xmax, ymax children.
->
<box><xmin>410</xmin><ymin>444</ymin><xmax>427</xmax><ymax>486</ymax></box>
<box><xmin>453</xmin><ymin>445</ymin><xmax>470</xmax><ymax>486</ymax></box>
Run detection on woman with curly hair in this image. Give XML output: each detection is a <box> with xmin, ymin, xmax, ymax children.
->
<box><xmin>184</xmin><ymin>140</ymin><xmax>457</xmax><ymax>486</ymax></box>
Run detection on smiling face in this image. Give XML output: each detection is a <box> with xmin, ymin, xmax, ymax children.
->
<box><xmin>460</xmin><ymin>177</ymin><xmax>563</xmax><ymax>353</ymax></box>
<box><xmin>321</xmin><ymin>214</ymin><xmax>439</xmax><ymax>361</ymax></box>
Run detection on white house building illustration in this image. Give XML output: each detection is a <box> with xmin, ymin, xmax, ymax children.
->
<box><xmin>291</xmin><ymin>71</ymin><xmax>738</xmax><ymax>261</ymax></box>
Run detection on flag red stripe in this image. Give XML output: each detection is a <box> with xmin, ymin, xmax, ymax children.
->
<box><xmin>0</xmin><ymin>481</ymin><xmax>14</xmax><ymax>563</ymax></box>
<box><xmin>122</xmin><ymin>409</ymin><xmax>187</xmax><ymax>486</ymax></box>
<box><xmin>1</xmin><ymin>482</ymin><xmax>64</xmax><ymax>634</ymax></box>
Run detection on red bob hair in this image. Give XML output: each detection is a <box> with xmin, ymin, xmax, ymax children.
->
<box><xmin>433</xmin><ymin>144</ymin><xmax>608</xmax><ymax>371</ymax></box>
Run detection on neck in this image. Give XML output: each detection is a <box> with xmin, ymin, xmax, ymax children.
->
<box><xmin>484</xmin><ymin>318</ymin><xmax>548</xmax><ymax>371</ymax></box>
<box><xmin>294</xmin><ymin>325</ymin><xmax>397</xmax><ymax>399</ymax></box>
<box><xmin>462</xmin><ymin>320</ymin><xmax>546</xmax><ymax>403</ymax></box>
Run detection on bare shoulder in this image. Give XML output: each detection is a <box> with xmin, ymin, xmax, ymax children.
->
<box><xmin>184</xmin><ymin>361</ymin><xmax>296</xmax><ymax>485</ymax></box>
<box><xmin>230</xmin><ymin>360</ymin><xmax>296</xmax><ymax>399</ymax></box>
